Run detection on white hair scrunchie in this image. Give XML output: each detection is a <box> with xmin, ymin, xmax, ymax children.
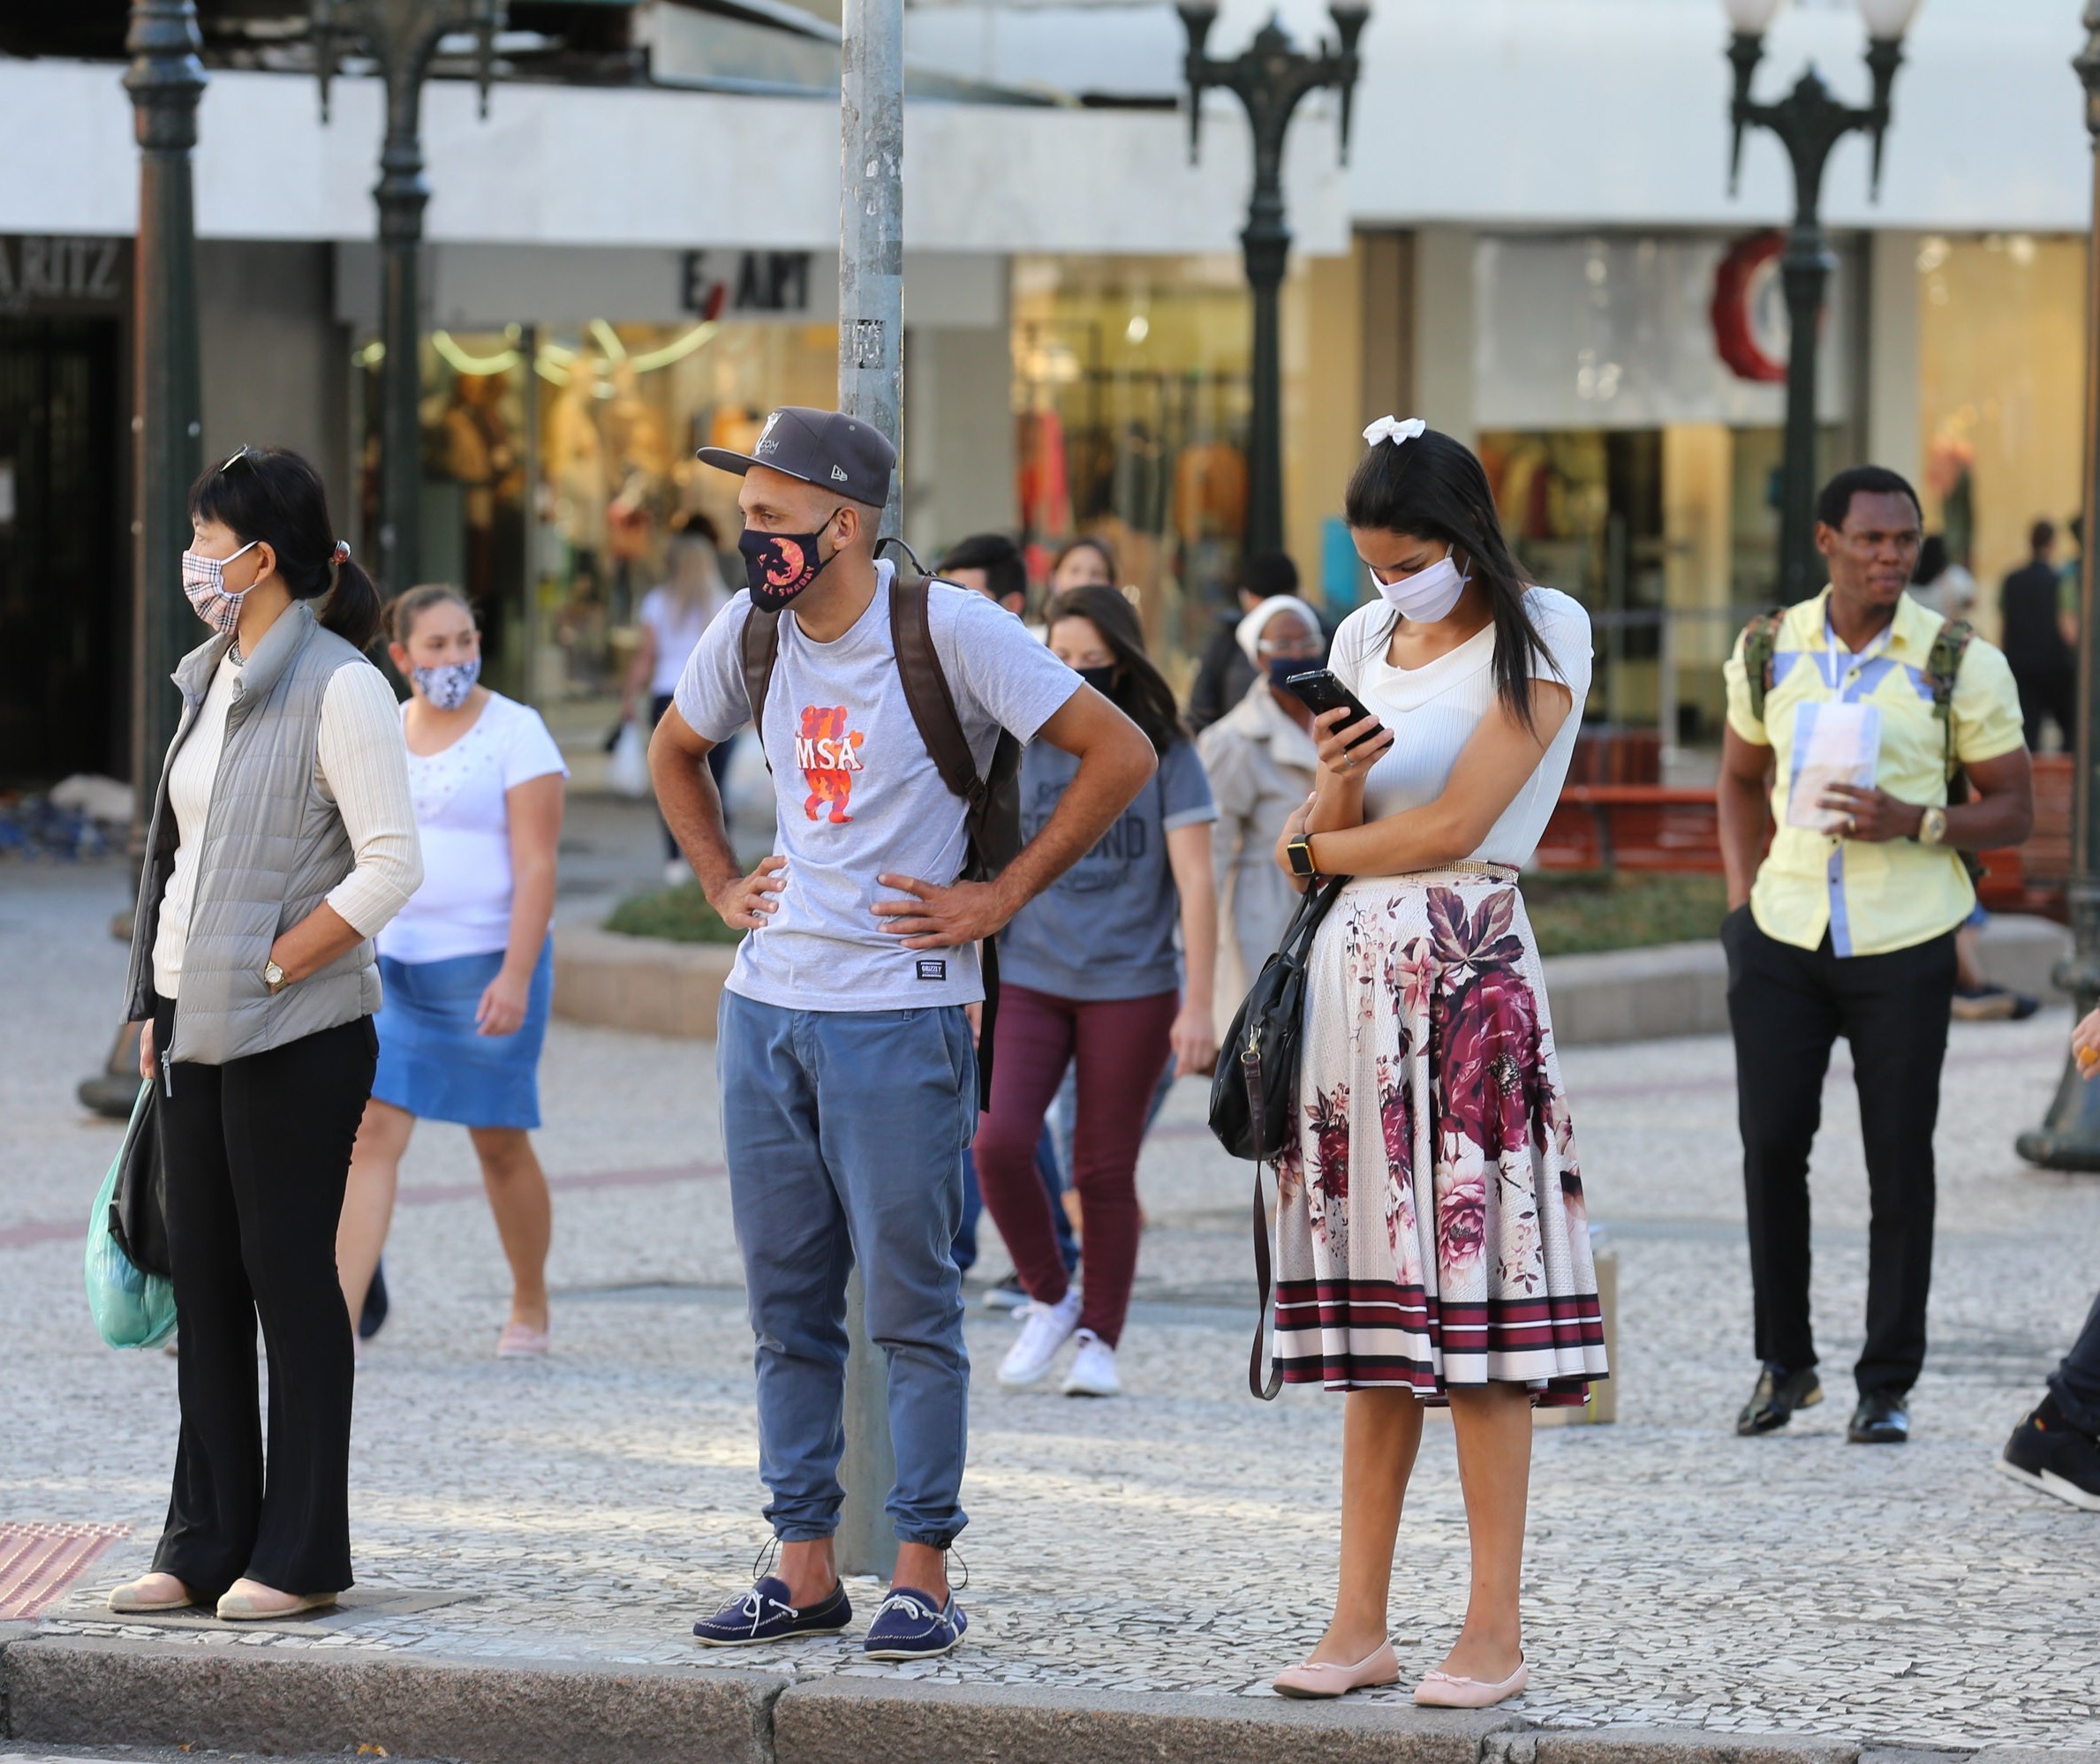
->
<box><xmin>1363</xmin><ymin>415</ymin><xmax>1426</xmax><ymax>449</ymax></box>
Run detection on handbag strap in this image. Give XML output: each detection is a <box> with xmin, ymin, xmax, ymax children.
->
<box><xmin>1249</xmin><ymin>1157</ymin><xmax>1282</xmax><ymax>1400</ymax></box>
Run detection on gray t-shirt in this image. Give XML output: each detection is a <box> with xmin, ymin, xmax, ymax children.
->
<box><xmin>674</xmin><ymin>563</ymin><xmax>1081</xmax><ymax>1012</ymax></box>
<box><xmin>997</xmin><ymin>735</ymin><xmax>1216</xmax><ymax>1002</ymax></box>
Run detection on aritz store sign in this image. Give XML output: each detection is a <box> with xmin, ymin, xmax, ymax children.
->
<box><xmin>680</xmin><ymin>252</ymin><xmax>816</xmax><ymax>321</ymax></box>
<box><xmin>0</xmin><ymin>236</ymin><xmax>129</xmax><ymax>317</ymax></box>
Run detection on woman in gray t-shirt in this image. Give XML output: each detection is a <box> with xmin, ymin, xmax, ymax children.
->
<box><xmin>974</xmin><ymin>584</ymin><xmax>1218</xmax><ymax>1399</ymax></box>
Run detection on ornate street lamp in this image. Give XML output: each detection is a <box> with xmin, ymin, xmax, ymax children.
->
<box><xmin>82</xmin><ymin>0</ymin><xmax>210</xmax><ymax>1117</ymax></box>
<box><xmin>1723</xmin><ymin>0</ymin><xmax>1920</xmax><ymax>603</ymax></box>
<box><xmin>2016</xmin><ymin>2</ymin><xmax>2100</xmax><ymax>1172</ymax></box>
<box><xmin>313</xmin><ymin>0</ymin><xmax>504</xmax><ymax>595</ymax></box>
<box><xmin>1178</xmin><ymin>3</ymin><xmax>1366</xmax><ymax>562</ymax></box>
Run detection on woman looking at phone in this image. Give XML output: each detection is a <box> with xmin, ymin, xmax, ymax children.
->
<box><xmin>972</xmin><ymin>584</ymin><xmax>1217</xmax><ymax>1399</ymax></box>
<box><xmin>1264</xmin><ymin>419</ymin><xmax>1606</xmax><ymax>1707</ymax></box>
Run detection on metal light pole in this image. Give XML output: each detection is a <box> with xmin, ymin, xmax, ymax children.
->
<box><xmin>2016</xmin><ymin>2</ymin><xmax>2100</xmax><ymax>1172</ymax></box>
<box><xmin>80</xmin><ymin>0</ymin><xmax>209</xmax><ymax>1119</ymax></box>
<box><xmin>1723</xmin><ymin>0</ymin><xmax>1919</xmax><ymax>603</ymax></box>
<box><xmin>1178</xmin><ymin>3</ymin><xmax>1364</xmax><ymax>561</ymax></box>
<box><xmin>835</xmin><ymin>0</ymin><xmax>903</xmax><ymax>1581</ymax></box>
<box><xmin>313</xmin><ymin>0</ymin><xmax>503</xmax><ymax>594</ymax></box>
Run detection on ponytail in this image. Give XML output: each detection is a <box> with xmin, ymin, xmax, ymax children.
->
<box><xmin>188</xmin><ymin>444</ymin><xmax>379</xmax><ymax>651</ymax></box>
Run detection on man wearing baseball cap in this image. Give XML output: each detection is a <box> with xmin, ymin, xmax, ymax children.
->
<box><xmin>650</xmin><ymin>407</ymin><xmax>1156</xmax><ymax>1659</ymax></box>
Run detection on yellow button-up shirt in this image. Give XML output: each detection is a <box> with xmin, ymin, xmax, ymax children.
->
<box><xmin>1722</xmin><ymin>588</ymin><xmax>2024</xmax><ymax>957</ymax></box>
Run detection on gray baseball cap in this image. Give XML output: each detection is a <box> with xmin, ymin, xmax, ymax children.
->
<box><xmin>697</xmin><ymin>406</ymin><xmax>896</xmax><ymax>507</ymax></box>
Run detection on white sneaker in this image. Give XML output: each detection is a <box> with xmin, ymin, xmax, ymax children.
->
<box><xmin>997</xmin><ymin>1288</ymin><xmax>1083</xmax><ymax>1388</ymax></box>
<box><xmin>1061</xmin><ymin>1330</ymin><xmax>1121</xmax><ymax>1398</ymax></box>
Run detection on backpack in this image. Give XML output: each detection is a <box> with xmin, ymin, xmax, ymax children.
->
<box><xmin>737</xmin><ymin>548</ymin><xmax>1024</xmax><ymax>1103</ymax></box>
<box><xmin>1741</xmin><ymin>605</ymin><xmax>1983</xmax><ymax>883</ymax></box>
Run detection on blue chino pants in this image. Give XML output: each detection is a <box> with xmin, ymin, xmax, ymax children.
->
<box><xmin>717</xmin><ymin>990</ymin><xmax>976</xmax><ymax>1547</ymax></box>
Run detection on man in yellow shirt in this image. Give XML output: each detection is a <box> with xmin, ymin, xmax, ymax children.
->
<box><xmin>1718</xmin><ymin>465</ymin><xmax>2033</xmax><ymax>1448</ymax></box>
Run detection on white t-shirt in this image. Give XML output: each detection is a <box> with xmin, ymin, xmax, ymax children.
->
<box><xmin>674</xmin><ymin>564</ymin><xmax>1082</xmax><ymax>1012</ymax></box>
<box><xmin>379</xmin><ymin>692</ymin><xmax>569</xmax><ymax>966</ymax></box>
<box><xmin>1329</xmin><ymin>586</ymin><xmax>1593</xmax><ymax>871</ymax></box>
<box><xmin>640</xmin><ymin>582</ymin><xmax>725</xmax><ymax>697</ymax></box>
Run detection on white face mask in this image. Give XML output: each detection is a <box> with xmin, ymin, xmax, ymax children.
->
<box><xmin>1370</xmin><ymin>554</ymin><xmax>1469</xmax><ymax>623</ymax></box>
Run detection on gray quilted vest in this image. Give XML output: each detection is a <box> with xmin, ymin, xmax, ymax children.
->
<box><xmin>123</xmin><ymin>601</ymin><xmax>388</xmax><ymax>1066</ymax></box>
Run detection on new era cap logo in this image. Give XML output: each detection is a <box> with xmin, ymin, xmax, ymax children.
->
<box><xmin>831</xmin><ymin>464</ymin><xmax>850</xmax><ymax>483</ymax></box>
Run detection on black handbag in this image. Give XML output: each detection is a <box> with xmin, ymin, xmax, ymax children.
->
<box><xmin>1208</xmin><ymin>874</ymin><xmax>1348</xmax><ymax>1399</ymax></box>
<box><xmin>110</xmin><ymin>1079</ymin><xmax>170</xmax><ymax>1279</ymax></box>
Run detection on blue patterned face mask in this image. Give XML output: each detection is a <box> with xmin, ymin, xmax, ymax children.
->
<box><xmin>412</xmin><ymin>656</ymin><xmax>480</xmax><ymax>711</ymax></box>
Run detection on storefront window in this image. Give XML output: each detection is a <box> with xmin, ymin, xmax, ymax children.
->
<box><xmin>359</xmin><ymin>317</ymin><xmax>835</xmax><ymax>719</ymax></box>
<box><xmin>1010</xmin><ymin>254</ymin><xmax>1251</xmax><ymax>675</ymax></box>
<box><xmin>1915</xmin><ymin>232</ymin><xmax>2087</xmax><ymax>628</ymax></box>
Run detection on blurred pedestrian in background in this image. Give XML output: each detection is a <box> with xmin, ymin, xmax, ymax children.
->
<box><xmin>1197</xmin><ymin>590</ymin><xmax>1326</xmax><ymax>1009</ymax></box>
<box><xmin>936</xmin><ymin>534</ymin><xmax>1079</xmax><ymax>1301</ymax></box>
<box><xmin>626</xmin><ymin>511</ymin><xmax>733</xmax><ymax>878</ymax></box>
<box><xmin>1906</xmin><ymin>534</ymin><xmax>1975</xmax><ymax>622</ymax></box>
<box><xmin>1186</xmin><ymin>549</ymin><xmax>1303</xmax><ymax>733</ymax></box>
<box><xmin>1049</xmin><ymin>534</ymin><xmax>1117</xmax><ymax>594</ymax></box>
<box><xmin>1265</xmin><ymin>420</ymin><xmax>1602</xmax><ymax>1709</ymax></box>
<box><xmin>110</xmin><ymin>445</ymin><xmax>418</xmax><ymax>1624</ymax></box>
<box><xmin>1719</xmin><ymin>466</ymin><xmax>2032</xmax><ymax>1449</ymax></box>
<box><xmin>2000</xmin><ymin>518</ymin><xmax>2074</xmax><ymax>752</ymax></box>
<box><xmin>336</xmin><ymin>585</ymin><xmax>568</xmax><ymax>1362</ymax></box>
<box><xmin>2002</xmin><ymin>1006</ymin><xmax>2100</xmax><ymax>1511</ymax></box>
<box><xmin>974</xmin><ymin>583</ymin><xmax>1217</xmax><ymax>1400</ymax></box>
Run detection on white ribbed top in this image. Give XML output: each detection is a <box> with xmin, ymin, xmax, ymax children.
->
<box><xmin>154</xmin><ymin>651</ymin><xmax>421</xmax><ymax>999</ymax></box>
<box><xmin>1328</xmin><ymin>586</ymin><xmax>1594</xmax><ymax>870</ymax></box>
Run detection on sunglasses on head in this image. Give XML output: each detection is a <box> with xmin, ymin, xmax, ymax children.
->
<box><xmin>216</xmin><ymin>445</ymin><xmax>254</xmax><ymax>476</ymax></box>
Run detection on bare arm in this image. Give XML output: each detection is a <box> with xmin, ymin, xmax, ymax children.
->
<box><xmin>622</xmin><ymin>623</ymin><xmax>659</xmax><ymax>721</ymax></box>
<box><xmin>1278</xmin><ymin>682</ymin><xmax>1573</xmax><ymax>880</ymax></box>
<box><xmin>1165</xmin><ymin>819</ymin><xmax>1219</xmax><ymax>1075</ymax></box>
<box><xmin>476</xmin><ymin>772</ymin><xmax>564</xmax><ymax>1037</ymax></box>
<box><xmin>1718</xmin><ymin>725</ymin><xmax>1774</xmax><ymax>912</ymax></box>
<box><xmin>648</xmin><ymin>701</ymin><xmax>785</xmax><ymax>929</ymax></box>
<box><xmin>872</xmin><ymin>685</ymin><xmax>1158</xmax><ymax>949</ymax></box>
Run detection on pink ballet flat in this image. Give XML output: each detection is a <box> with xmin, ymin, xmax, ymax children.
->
<box><xmin>495</xmin><ymin>1322</ymin><xmax>550</xmax><ymax>1359</ymax></box>
<box><xmin>1271</xmin><ymin>1640</ymin><xmax>1399</xmax><ymax>1699</ymax></box>
<box><xmin>1414</xmin><ymin>1656</ymin><xmax>1529</xmax><ymax>1708</ymax></box>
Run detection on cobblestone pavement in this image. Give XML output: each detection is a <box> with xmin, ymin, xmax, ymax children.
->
<box><xmin>5</xmin><ymin>857</ymin><xmax>2100</xmax><ymax>1749</ymax></box>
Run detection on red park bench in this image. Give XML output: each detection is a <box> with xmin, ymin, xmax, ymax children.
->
<box><xmin>1534</xmin><ymin>753</ymin><xmax>2072</xmax><ymax>923</ymax></box>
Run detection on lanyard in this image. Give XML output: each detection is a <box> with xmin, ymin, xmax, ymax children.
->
<box><xmin>1819</xmin><ymin>608</ymin><xmax>1892</xmax><ymax>698</ymax></box>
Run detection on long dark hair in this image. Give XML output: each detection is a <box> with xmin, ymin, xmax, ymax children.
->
<box><xmin>187</xmin><ymin>445</ymin><xmax>381</xmax><ymax>651</ymax></box>
<box><xmin>1045</xmin><ymin>584</ymin><xmax>1182</xmax><ymax>755</ymax></box>
<box><xmin>1345</xmin><ymin>427</ymin><xmax>1558</xmax><ymax>731</ymax></box>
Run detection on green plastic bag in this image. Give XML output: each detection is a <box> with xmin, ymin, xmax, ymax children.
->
<box><xmin>84</xmin><ymin>1081</ymin><xmax>177</xmax><ymax>1350</ymax></box>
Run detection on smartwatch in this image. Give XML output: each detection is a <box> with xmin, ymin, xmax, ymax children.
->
<box><xmin>1917</xmin><ymin>806</ymin><xmax>1949</xmax><ymax>847</ymax></box>
<box><xmin>1286</xmin><ymin>836</ymin><xmax>1318</xmax><ymax>879</ymax></box>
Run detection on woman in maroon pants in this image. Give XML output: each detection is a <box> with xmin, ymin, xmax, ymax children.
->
<box><xmin>973</xmin><ymin>584</ymin><xmax>1217</xmax><ymax>1398</ymax></box>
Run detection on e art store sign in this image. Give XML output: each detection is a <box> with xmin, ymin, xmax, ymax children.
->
<box><xmin>0</xmin><ymin>236</ymin><xmax>131</xmax><ymax>318</ymax></box>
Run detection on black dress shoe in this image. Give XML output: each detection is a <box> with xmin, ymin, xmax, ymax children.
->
<box><xmin>359</xmin><ymin>1258</ymin><xmax>389</xmax><ymax>1342</ymax></box>
<box><xmin>1737</xmin><ymin>1361</ymin><xmax>1824</xmax><ymax>1436</ymax></box>
<box><xmin>1848</xmin><ymin>1388</ymin><xmax>1910</xmax><ymax>1444</ymax></box>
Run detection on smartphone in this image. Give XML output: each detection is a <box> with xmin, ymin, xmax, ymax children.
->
<box><xmin>1283</xmin><ymin>670</ymin><xmax>1386</xmax><ymax>750</ymax></box>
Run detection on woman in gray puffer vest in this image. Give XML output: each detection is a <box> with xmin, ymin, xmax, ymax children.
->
<box><xmin>108</xmin><ymin>446</ymin><xmax>422</xmax><ymax>1624</ymax></box>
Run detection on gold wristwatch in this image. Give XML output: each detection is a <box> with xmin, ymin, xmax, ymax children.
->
<box><xmin>263</xmin><ymin>958</ymin><xmax>290</xmax><ymax>995</ymax></box>
<box><xmin>1917</xmin><ymin>806</ymin><xmax>1949</xmax><ymax>847</ymax></box>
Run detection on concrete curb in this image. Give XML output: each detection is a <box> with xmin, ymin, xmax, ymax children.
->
<box><xmin>4</xmin><ymin>1635</ymin><xmax>2096</xmax><ymax>1764</ymax></box>
<box><xmin>551</xmin><ymin>924</ymin><xmax>737</xmax><ymax>1040</ymax></box>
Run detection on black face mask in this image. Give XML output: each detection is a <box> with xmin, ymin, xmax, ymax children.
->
<box><xmin>1076</xmin><ymin>664</ymin><xmax>1118</xmax><ymax>697</ymax></box>
<box><xmin>739</xmin><ymin>509</ymin><xmax>844</xmax><ymax>611</ymax></box>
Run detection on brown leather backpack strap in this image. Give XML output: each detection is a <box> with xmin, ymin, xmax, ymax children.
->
<box><xmin>738</xmin><ymin>604</ymin><xmax>782</xmax><ymax>770</ymax></box>
<box><xmin>889</xmin><ymin>570</ymin><xmax>987</xmax><ymax>817</ymax></box>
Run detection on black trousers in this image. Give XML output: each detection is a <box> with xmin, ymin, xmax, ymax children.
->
<box><xmin>150</xmin><ymin>996</ymin><xmax>377</xmax><ymax>1601</ymax></box>
<box><xmin>1722</xmin><ymin>910</ymin><xmax>1956</xmax><ymax>1398</ymax></box>
<box><xmin>2050</xmin><ymin>1289</ymin><xmax>2100</xmax><ymax>1436</ymax></box>
<box><xmin>2009</xmin><ymin>660</ymin><xmax>2075</xmax><ymax>753</ymax></box>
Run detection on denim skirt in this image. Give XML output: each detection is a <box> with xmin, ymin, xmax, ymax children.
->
<box><xmin>371</xmin><ymin>943</ymin><xmax>553</xmax><ymax>1130</ymax></box>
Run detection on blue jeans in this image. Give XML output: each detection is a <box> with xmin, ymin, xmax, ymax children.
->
<box><xmin>717</xmin><ymin>991</ymin><xmax>976</xmax><ymax>1548</ymax></box>
<box><xmin>955</xmin><ymin>1121</ymin><xmax>1075</xmax><ymax>1276</ymax></box>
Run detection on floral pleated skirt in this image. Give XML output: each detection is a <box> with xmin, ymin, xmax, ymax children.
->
<box><xmin>1273</xmin><ymin>868</ymin><xmax>1607</xmax><ymax>1404</ymax></box>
